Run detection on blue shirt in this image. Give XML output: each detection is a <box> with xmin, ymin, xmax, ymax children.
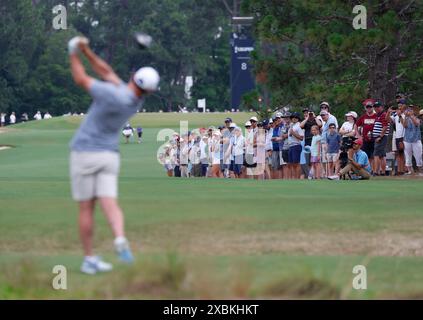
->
<box><xmin>404</xmin><ymin>118</ymin><xmax>421</xmax><ymax>143</ymax></box>
<box><xmin>70</xmin><ymin>80</ymin><xmax>142</xmax><ymax>152</ymax></box>
<box><xmin>325</xmin><ymin>132</ymin><xmax>341</xmax><ymax>154</ymax></box>
<box><xmin>354</xmin><ymin>150</ymin><xmax>371</xmax><ymax>173</ymax></box>
<box><xmin>272</xmin><ymin>125</ymin><xmax>282</xmax><ymax>151</ymax></box>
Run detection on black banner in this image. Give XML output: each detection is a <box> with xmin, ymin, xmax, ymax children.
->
<box><xmin>230</xmin><ymin>32</ymin><xmax>256</xmax><ymax>110</ymax></box>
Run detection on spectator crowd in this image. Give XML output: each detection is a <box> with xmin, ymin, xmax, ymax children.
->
<box><xmin>159</xmin><ymin>98</ymin><xmax>423</xmax><ymax>180</ymax></box>
<box><xmin>0</xmin><ymin>111</ymin><xmax>53</xmax><ymax>127</ymax></box>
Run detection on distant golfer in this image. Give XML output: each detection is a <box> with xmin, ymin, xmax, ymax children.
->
<box><xmin>68</xmin><ymin>36</ymin><xmax>159</xmax><ymax>274</ymax></box>
<box><xmin>136</xmin><ymin>126</ymin><xmax>143</xmax><ymax>143</ymax></box>
<box><xmin>122</xmin><ymin>123</ymin><xmax>134</xmax><ymax>144</ymax></box>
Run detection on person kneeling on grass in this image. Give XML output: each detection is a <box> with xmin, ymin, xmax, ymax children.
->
<box><xmin>328</xmin><ymin>139</ymin><xmax>371</xmax><ymax>180</ymax></box>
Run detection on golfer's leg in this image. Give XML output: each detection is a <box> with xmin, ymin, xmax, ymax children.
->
<box><xmin>79</xmin><ymin>199</ymin><xmax>96</xmax><ymax>256</ymax></box>
<box><xmin>99</xmin><ymin>197</ymin><xmax>124</xmax><ymax>238</ymax></box>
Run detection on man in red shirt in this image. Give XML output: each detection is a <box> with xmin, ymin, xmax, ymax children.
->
<box><xmin>356</xmin><ymin>99</ymin><xmax>377</xmax><ymax>173</ymax></box>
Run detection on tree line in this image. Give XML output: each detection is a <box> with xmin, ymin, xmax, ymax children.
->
<box><xmin>0</xmin><ymin>0</ymin><xmax>231</xmax><ymax>116</ymax></box>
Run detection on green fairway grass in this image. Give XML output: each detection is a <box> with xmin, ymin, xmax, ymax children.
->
<box><xmin>1</xmin><ymin>113</ymin><xmax>423</xmax><ymax>299</ymax></box>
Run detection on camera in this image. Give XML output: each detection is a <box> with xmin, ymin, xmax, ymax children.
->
<box><xmin>339</xmin><ymin>137</ymin><xmax>356</xmax><ymax>168</ymax></box>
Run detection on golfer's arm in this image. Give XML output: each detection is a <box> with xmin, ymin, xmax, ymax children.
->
<box><xmin>81</xmin><ymin>47</ymin><xmax>121</xmax><ymax>85</ymax></box>
<box><xmin>70</xmin><ymin>54</ymin><xmax>94</xmax><ymax>90</ymax></box>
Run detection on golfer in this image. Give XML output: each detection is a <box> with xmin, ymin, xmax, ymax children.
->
<box><xmin>68</xmin><ymin>36</ymin><xmax>159</xmax><ymax>274</ymax></box>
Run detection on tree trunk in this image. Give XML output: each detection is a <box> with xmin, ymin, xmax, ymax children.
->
<box><xmin>368</xmin><ymin>45</ymin><xmax>399</xmax><ymax>106</ymax></box>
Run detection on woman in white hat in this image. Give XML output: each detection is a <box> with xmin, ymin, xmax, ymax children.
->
<box><xmin>339</xmin><ymin>111</ymin><xmax>358</xmax><ymax>138</ymax></box>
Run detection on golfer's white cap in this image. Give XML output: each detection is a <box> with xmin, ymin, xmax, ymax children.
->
<box><xmin>245</xmin><ymin>121</ymin><xmax>252</xmax><ymax>126</ymax></box>
<box><xmin>250</xmin><ymin>116</ymin><xmax>258</xmax><ymax>122</ymax></box>
<box><xmin>133</xmin><ymin>67</ymin><xmax>160</xmax><ymax>92</ymax></box>
<box><xmin>229</xmin><ymin>122</ymin><xmax>237</xmax><ymax>128</ymax></box>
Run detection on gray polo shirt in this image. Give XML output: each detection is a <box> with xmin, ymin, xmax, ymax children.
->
<box><xmin>70</xmin><ymin>80</ymin><xmax>143</xmax><ymax>152</ymax></box>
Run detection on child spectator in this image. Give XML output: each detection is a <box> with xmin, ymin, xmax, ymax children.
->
<box><xmin>310</xmin><ymin>125</ymin><xmax>322</xmax><ymax>179</ymax></box>
<box><xmin>324</xmin><ymin>123</ymin><xmax>341</xmax><ymax>176</ymax></box>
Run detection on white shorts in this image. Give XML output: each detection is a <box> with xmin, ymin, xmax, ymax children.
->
<box><xmin>70</xmin><ymin>151</ymin><xmax>120</xmax><ymax>201</ymax></box>
<box><xmin>326</xmin><ymin>153</ymin><xmax>339</xmax><ymax>162</ymax></box>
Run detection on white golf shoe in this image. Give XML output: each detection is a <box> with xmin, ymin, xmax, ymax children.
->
<box><xmin>80</xmin><ymin>256</ymin><xmax>113</xmax><ymax>275</ymax></box>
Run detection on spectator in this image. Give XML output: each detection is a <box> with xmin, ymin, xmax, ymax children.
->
<box><xmin>44</xmin><ymin>111</ymin><xmax>52</xmax><ymax>119</ymax></box>
<box><xmin>300</xmin><ymin>108</ymin><xmax>319</xmax><ymax>178</ymax></box>
<box><xmin>173</xmin><ymin>137</ymin><xmax>181</xmax><ymax>177</ymax></box>
<box><xmin>199</xmin><ymin>135</ymin><xmax>209</xmax><ymax>177</ymax></box>
<box><xmin>301</xmin><ymin>108</ymin><xmax>320</xmax><ymax>146</ymax></box>
<box><xmin>189</xmin><ymin>136</ymin><xmax>202</xmax><ymax>177</ymax></box>
<box><xmin>356</xmin><ymin>100</ymin><xmax>377</xmax><ymax>173</ymax></box>
<box><xmin>316</xmin><ymin>102</ymin><xmax>338</xmax><ymax>128</ymax></box>
<box><xmin>324</xmin><ymin>123</ymin><xmax>341</xmax><ymax>176</ymax></box>
<box><xmin>162</xmin><ymin>145</ymin><xmax>174</xmax><ymax>177</ymax></box>
<box><xmin>21</xmin><ymin>113</ymin><xmax>29</xmax><ymax>122</ymax></box>
<box><xmin>271</xmin><ymin>113</ymin><xmax>283</xmax><ymax>179</ymax></box>
<box><xmin>401</xmin><ymin>106</ymin><xmax>422</xmax><ymax>176</ymax></box>
<box><xmin>245</xmin><ymin>117</ymin><xmax>258</xmax><ymax>178</ymax></box>
<box><xmin>387</xmin><ymin>106</ymin><xmax>405</xmax><ymax>175</ymax></box>
<box><xmin>339</xmin><ymin>112</ymin><xmax>358</xmax><ymax>138</ymax></box>
<box><xmin>280</xmin><ymin>113</ymin><xmax>291</xmax><ymax>179</ymax></box>
<box><xmin>180</xmin><ymin>134</ymin><xmax>190</xmax><ymax>177</ymax></box>
<box><xmin>329</xmin><ymin>139</ymin><xmax>371</xmax><ymax>180</ymax></box>
<box><xmin>310</xmin><ymin>125</ymin><xmax>322</xmax><ymax>179</ymax></box>
<box><xmin>288</xmin><ymin>112</ymin><xmax>304</xmax><ymax>179</ymax></box>
<box><xmin>210</xmin><ymin>131</ymin><xmax>222</xmax><ymax>178</ymax></box>
<box><xmin>231</xmin><ymin>127</ymin><xmax>245</xmax><ymax>178</ymax></box>
<box><xmin>319</xmin><ymin>110</ymin><xmax>338</xmax><ymax>177</ymax></box>
<box><xmin>34</xmin><ymin>111</ymin><xmax>42</xmax><ymax>120</ymax></box>
<box><xmin>255</xmin><ymin>126</ymin><xmax>267</xmax><ymax>180</ymax></box>
<box><xmin>264</xmin><ymin>119</ymin><xmax>273</xmax><ymax>179</ymax></box>
<box><xmin>372</xmin><ymin>101</ymin><xmax>390</xmax><ymax>176</ymax></box>
<box><xmin>9</xmin><ymin>112</ymin><xmax>16</xmax><ymax>124</ymax></box>
<box><xmin>0</xmin><ymin>112</ymin><xmax>5</xmax><ymax>127</ymax></box>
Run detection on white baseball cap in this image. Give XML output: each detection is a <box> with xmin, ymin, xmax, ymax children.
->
<box><xmin>345</xmin><ymin>111</ymin><xmax>358</xmax><ymax>118</ymax></box>
<box><xmin>245</xmin><ymin>121</ymin><xmax>252</xmax><ymax>126</ymax></box>
<box><xmin>133</xmin><ymin>67</ymin><xmax>160</xmax><ymax>92</ymax></box>
<box><xmin>229</xmin><ymin>122</ymin><xmax>237</xmax><ymax>128</ymax></box>
<box><xmin>250</xmin><ymin>116</ymin><xmax>258</xmax><ymax>122</ymax></box>
<box><xmin>275</xmin><ymin>112</ymin><xmax>283</xmax><ymax>118</ymax></box>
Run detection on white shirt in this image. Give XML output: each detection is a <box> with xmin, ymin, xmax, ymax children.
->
<box><xmin>265</xmin><ymin>128</ymin><xmax>273</xmax><ymax>151</ymax></box>
<box><xmin>199</xmin><ymin>140</ymin><xmax>208</xmax><ymax>160</ymax></box>
<box><xmin>233</xmin><ymin>135</ymin><xmax>245</xmax><ymax>156</ymax></box>
<box><xmin>340</xmin><ymin>121</ymin><xmax>355</xmax><ymax>137</ymax></box>
<box><xmin>317</xmin><ymin>113</ymin><xmax>339</xmax><ymax>128</ymax></box>
<box><xmin>391</xmin><ymin>114</ymin><xmax>405</xmax><ymax>139</ymax></box>
<box><xmin>44</xmin><ymin>113</ymin><xmax>52</xmax><ymax>119</ymax></box>
<box><xmin>34</xmin><ymin>113</ymin><xmax>42</xmax><ymax>120</ymax></box>
<box><xmin>288</xmin><ymin>123</ymin><xmax>304</xmax><ymax>146</ymax></box>
<box><xmin>1</xmin><ymin>114</ymin><xmax>5</xmax><ymax>123</ymax></box>
<box><xmin>211</xmin><ymin>138</ymin><xmax>221</xmax><ymax>164</ymax></box>
<box><xmin>9</xmin><ymin>114</ymin><xmax>16</xmax><ymax>124</ymax></box>
<box><xmin>245</xmin><ymin>128</ymin><xmax>256</xmax><ymax>154</ymax></box>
